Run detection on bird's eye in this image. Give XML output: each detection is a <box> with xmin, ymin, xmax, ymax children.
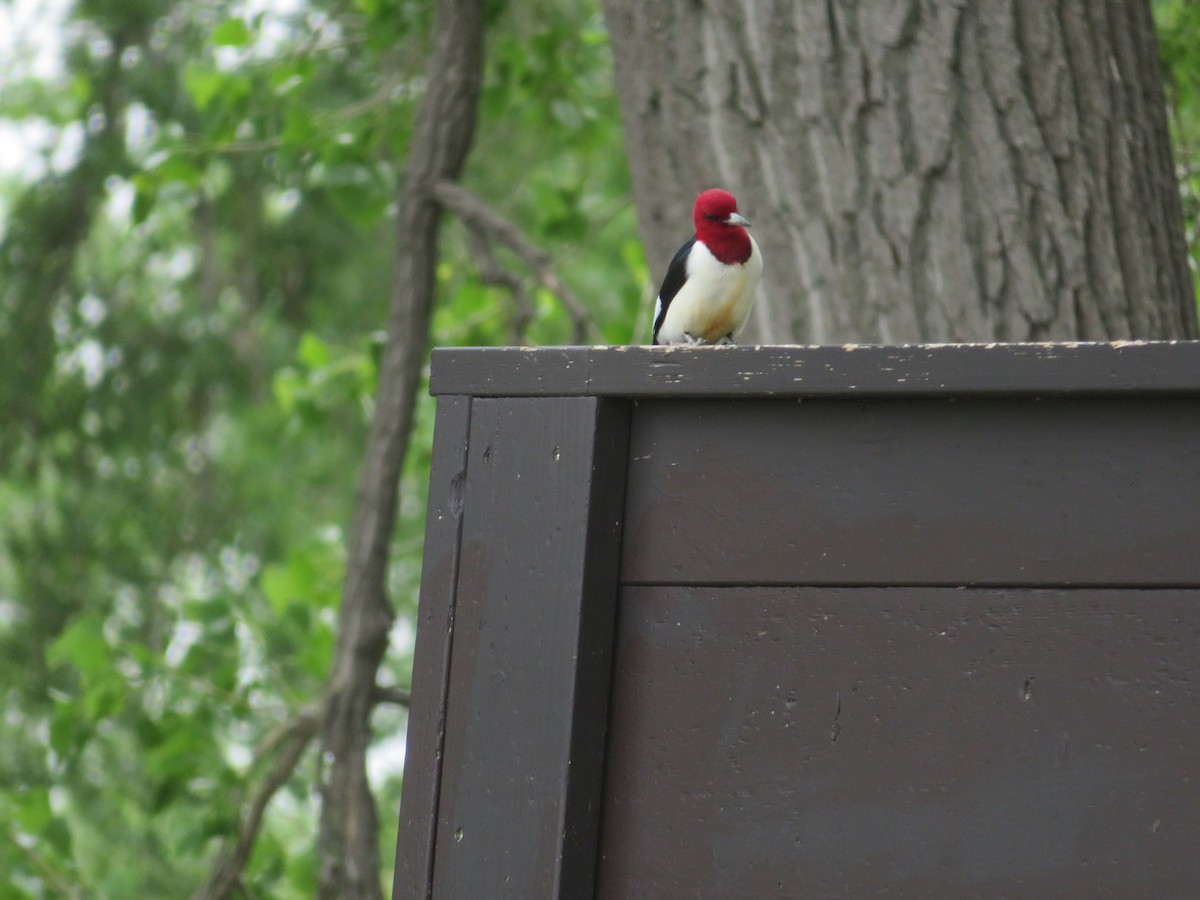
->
<box><xmin>704</xmin><ymin>213</ymin><xmax>718</xmax><ymax>221</ymax></box>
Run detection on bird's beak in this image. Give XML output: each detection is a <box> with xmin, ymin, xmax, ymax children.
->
<box><xmin>725</xmin><ymin>212</ymin><xmax>751</xmax><ymax>227</ymax></box>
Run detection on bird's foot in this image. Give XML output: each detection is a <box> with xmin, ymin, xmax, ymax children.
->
<box><xmin>682</xmin><ymin>332</ymin><xmax>710</xmax><ymax>346</ymax></box>
<box><xmin>715</xmin><ymin>334</ymin><xmax>736</xmax><ymax>346</ymax></box>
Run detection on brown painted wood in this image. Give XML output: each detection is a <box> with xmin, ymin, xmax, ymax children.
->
<box><xmin>399</xmin><ymin>344</ymin><xmax>1200</xmax><ymax>899</ymax></box>
<box><xmin>598</xmin><ymin>585</ymin><xmax>1200</xmax><ymax>898</ymax></box>
<box><xmin>620</xmin><ymin>397</ymin><xmax>1200</xmax><ymax>586</ymax></box>
<box><xmin>430</xmin><ymin>342</ymin><xmax>1200</xmax><ymax>399</ymax></box>
<box><xmin>394</xmin><ymin>396</ymin><xmax>472</xmax><ymax>900</ymax></box>
<box><xmin>430</xmin><ymin>396</ymin><xmax>630</xmax><ymax>898</ymax></box>
<box><xmin>429</xmin><ymin>345</ymin><xmax>588</xmax><ymax>397</ymax></box>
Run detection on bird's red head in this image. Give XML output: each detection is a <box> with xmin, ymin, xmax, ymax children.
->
<box><xmin>693</xmin><ymin>188</ymin><xmax>753</xmax><ymax>265</ymax></box>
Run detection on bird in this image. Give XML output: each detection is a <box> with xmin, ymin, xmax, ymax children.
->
<box><xmin>651</xmin><ymin>188</ymin><xmax>763</xmax><ymax>346</ymax></box>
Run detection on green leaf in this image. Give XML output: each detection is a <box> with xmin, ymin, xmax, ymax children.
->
<box><xmin>131</xmin><ymin>178</ymin><xmax>158</xmax><ymax>225</ymax></box>
<box><xmin>261</xmin><ymin>563</ymin><xmax>300</xmax><ymax>615</ymax></box>
<box><xmin>46</xmin><ymin>614</ymin><xmax>111</xmax><ymax>677</ymax></box>
<box><xmin>145</xmin><ymin>719</ymin><xmax>208</xmax><ymax>781</ymax></box>
<box><xmin>272</xmin><ymin>366</ymin><xmax>303</xmax><ymax>413</ymax></box>
<box><xmin>82</xmin><ymin>680</ymin><xmax>123</xmax><ymax>720</ymax></box>
<box><xmin>12</xmin><ymin>788</ymin><xmax>52</xmax><ymax>834</ymax></box>
<box><xmin>297</xmin><ymin>617</ymin><xmax>335</xmax><ymax>679</ymax></box>
<box><xmin>327</xmin><ymin>184</ymin><xmax>390</xmax><ymax>228</ymax></box>
<box><xmin>183</xmin><ymin>63</ymin><xmax>223</xmax><ymax>111</ymax></box>
<box><xmin>43</xmin><ymin>817</ymin><xmax>74</xmax><ymax>857</ymax></box>
<box><xmin>153</xmin><ymin>154</ymin><xmax>205</xmax><ymax>187</ymax></box>
<box><xmin>49</xmin><ymin>699</ymin><xmax>92</xmax><ymax>758</ymax></box>
<box><xmin>298</xmin><ymin>332</ymin><xmax>331</xmax><ymax>369</ymax></box>
<box><xmin>211</xmin><ymin>18</ymin><xmax>252</xmax><ymax>48</ymax></box>
<box><xmin>282</xmin><ymin>105</ymin><xmax>318</xmax><ymax>147</ymax></box>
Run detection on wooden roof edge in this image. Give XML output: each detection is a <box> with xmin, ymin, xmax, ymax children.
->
<box><xmin>429</xmin><ymin>341</ymin><xmax>1200</xmax><ymax>398</ymax></box>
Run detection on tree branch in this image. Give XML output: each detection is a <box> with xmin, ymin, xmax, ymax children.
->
<box><xmin>433</xmin><ymin>181</ymin><xmax>599</xmax><ymax>344</ymax></box>
<box><xmin>462</xmin><ymin>223</ymin><xmax>536</xmax><ymax>344</ymax></box>
<box><xmin>371</xmin><ymin>685</ymin><xmax>412</xmax><ymax>708</ymax></box>
<box><xmin>316</xmin><ymin>2</ymin><xmax>486</xmax><ymax>898</ymax></box>
<box><xmin>193</xmin><ymin>707</ymin><xmax>321</xmax><ymax>900</ymax></box>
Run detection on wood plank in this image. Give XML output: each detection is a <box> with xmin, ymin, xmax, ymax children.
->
<box><xmin>429</xmin><ymin>345</ymin><xmax>590</xmax><ymax>397</ymax></box>
<box><xmin>393</xmin><ymin>396</ymin><xmax>472</xmax><ymax>900</ymax></box>
<box><xmin>431</xmin><ymin>397</ymin><xmax>630</xmax><ymax>898</ymax></box>
<box><xmin>620</xmin><ymin>397</ymin><xmax>1200</xmax><ymax>586</ymax></box>
<box><xmin>430</xmin><ymin>342</ymin><xmax>1200</xmax><ymax>399</ymax></box>
<box><xmin>598</xmin><ymin>585</ymin><xmax>1200</xmax><ymax>898</ymax></box>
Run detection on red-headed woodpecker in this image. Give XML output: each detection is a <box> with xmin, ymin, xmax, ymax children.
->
<box><xmin>651</xmin><ymin>188</ymin><xmax>763</xmax><ymax>345</ymax></box>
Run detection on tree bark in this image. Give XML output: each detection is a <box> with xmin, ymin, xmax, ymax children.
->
<box><xmin>317</xmin><ymin>1</ymin><xmax>485</xmax><ymax>898</ymax></box>
<box><xmin>602</xmin><ymin>0</ymin><xmax>1198</xmax><ymax>343</ymax></box>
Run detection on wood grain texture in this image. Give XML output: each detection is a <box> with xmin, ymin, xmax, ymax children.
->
<box><xmin>430</xmin><ymin>342</ymin><xmax>1200</xmax><ymax>399</ymax></box>
<box><xmin>620</xmin><ymin>397</ymin><xmax>1200</xmax><ymax>586</ymax></box>
<box><xmin>430</xmin><ymin>397</ymin><xmax>630</xmax><ymax>898</ymax></box>
<box><xmin>602</xmin><ymin>0</ymin><xmax>1197</xmax><ymax>343</ymax></box>
<box><xmin>598</xmin><ymin>585</ymin><xmax>1200</xmax><ymax>897</ymax></box>
<box><xmin>393</xmin><ymin>396</ymin><xmax>471</xmax><ymax>900</ymax></box>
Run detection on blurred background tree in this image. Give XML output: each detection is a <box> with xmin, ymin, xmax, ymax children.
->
<box><xmin>0</xmin><ymin>0</ymin><xmax>1195</xmax><ymax>897</ymax></box>
<box><xmin>0</xmin><ymin>0</ymin><xmax>637</xmax><ymax>896</ymax></box>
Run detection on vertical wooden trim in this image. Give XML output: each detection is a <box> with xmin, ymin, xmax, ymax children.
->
<box><xmin>394</xmin><ymin>395</ymin><xmax>472</xmax><ymax>900</ymax></box>
<box><xmin>431</xmin><ymin>397</ymin><xmax>631</xmax><ymax>898</ymax></box>
<box><xmin>556</xmin><ymin>398</ymin><xmax>630</xmax><ymax>897</ymax></box>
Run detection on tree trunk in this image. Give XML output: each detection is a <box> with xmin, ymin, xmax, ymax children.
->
<box><xmin>602</xmin><ymin>0</ymin><xmax>1198</xmax><ymax>343</ymax></box>
<box><xmin>317</xmin><ymin>1</ymin><xmax>485</xmax><ymax>898</ymax></box>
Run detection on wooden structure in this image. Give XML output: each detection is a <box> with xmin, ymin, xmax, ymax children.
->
<box><xmin>394</xmin><ymin>342</ymin><xmax>1200</xmax><ymax>898</ymax></box>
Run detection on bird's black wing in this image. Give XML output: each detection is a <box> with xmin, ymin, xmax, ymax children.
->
<box><xmin>652</xmin><ymin>237</ymin><xmax>695</xmax><ymax>344</ymax></box>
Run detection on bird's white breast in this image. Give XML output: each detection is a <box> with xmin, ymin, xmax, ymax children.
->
<box><xmin>656</xmin><ymin>237</ymin><xmax>762</xmax><ymax>345</ymax></box>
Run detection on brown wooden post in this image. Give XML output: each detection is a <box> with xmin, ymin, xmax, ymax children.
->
<box><xmin>396</xmin><ymin>394</ymin><xmax>630</xmax><ymax>898</ymax></box>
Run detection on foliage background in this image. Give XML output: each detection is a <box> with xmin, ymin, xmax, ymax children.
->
<box><xmin>0</xmin><ymin>0</ymin><xmax>1195</xmax><ymax>895</ymax></box>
